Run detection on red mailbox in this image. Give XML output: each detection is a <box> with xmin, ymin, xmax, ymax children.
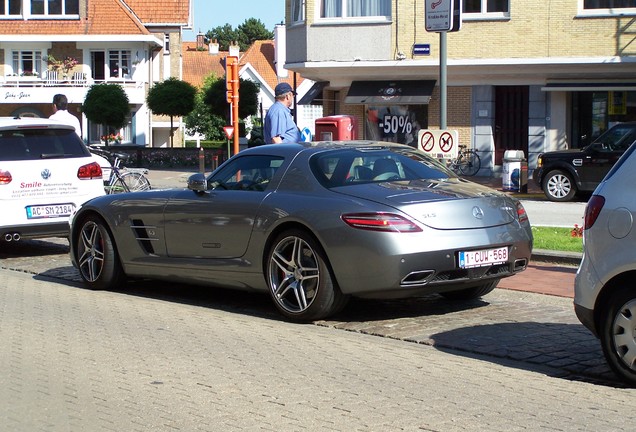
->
<box><xmin>315</xmin><ymin>115</ymin><xmax>358</xmax><ymax>141</ymax></box>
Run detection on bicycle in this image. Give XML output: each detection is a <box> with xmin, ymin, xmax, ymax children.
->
<box><xmin>448</xmin><ymin>144</ymin><xmax>481</xmax><ymax>176</ymax></box>
<box><xmin>89</xmin><ymin>146</ymin><xmax>151</xmax><ymax>194</ymax></box>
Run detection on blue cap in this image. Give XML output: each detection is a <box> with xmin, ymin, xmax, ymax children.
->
<box><xmin>275</xmin><ymin>82</ymin><xmax>294</xmax><ymax>97</ymax></box>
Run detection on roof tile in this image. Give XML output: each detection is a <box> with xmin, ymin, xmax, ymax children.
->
<box><xmin>0</xmin><ymin>0</ymin><xmax>146</xmax><ymax>35</ymax></box>
<box><xmin>182</xmin><ymin>39</ymin><xmax>305</xmax><ymax>92</ymax></box>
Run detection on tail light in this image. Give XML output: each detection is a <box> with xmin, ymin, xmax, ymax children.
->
<box><xmin>516</xmin><ymin>202</ymin><xmax>528</xmax><ymax>223</ymax></box>
<box><xmin>77</xmin><ymin>162</ymin><xmax>103</xmax><ymax>180</ymax></box>
<box><xmin>584</xmin><ymin>195</ymin><xmax>605</xmax><ymax>230</ymax></box>
<box><xmin>341</xmin><ymin>213</ymin><xmax>422</xmax><ymax>232</ymax></box>
<box><xmin>0</xmin><ymin>169</ymin><xmax>11</xmax><ymax>185</ymax></box>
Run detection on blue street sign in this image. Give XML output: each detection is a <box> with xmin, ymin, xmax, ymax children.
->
<box><xmin>413</xmin><ymin>44</ymin><xmax>431</xmax><ymax>56</ymax></box>
<box><xmin>300</xmin><ymin>127</ymin><xmax>312</xmax><ymax>142</ymax></box>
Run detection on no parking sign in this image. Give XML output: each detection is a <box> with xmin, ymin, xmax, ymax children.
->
<box><xmin>417</xmin><ymin>129</ymin><xmax>459</xmax><ymax>159</ymax></box>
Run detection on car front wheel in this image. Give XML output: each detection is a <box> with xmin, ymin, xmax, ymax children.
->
<box><xmin>75</xmin><ymin>215</ymin><xmax>125</xmax><ymax>290</ymax></box>
<box><xmin>266</xmin><ymin>229</ymin><xmax>346</xmax><ymax>322</ymax></box>
<box><xmin>543</xmin><ymin>169</ymin><xmax>577</xmax><ymax>202</ymax></box>
<box><xmin>600</xmin><ymin>287</ymin><xmax>636</xmax><ymax>386</ymax></box>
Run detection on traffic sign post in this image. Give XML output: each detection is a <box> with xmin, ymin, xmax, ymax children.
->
<box><xmin>425</xmin><ymin>0</ymin><xmax>462</xmax><ymax>131</ymax></box>
<box><xmin>225</xmin><ymin>56</ymin><xmax>240</xmax><ymax>156</ymax></box>
<box><xmin>425</xmin><ymin>0</ymin><xmax>453</xmax><ymax>32</ymax></box>
<box><xmin>300</xmin><ymin>127</ymin><xmax>312</xmax><ymax>142</ymax></box>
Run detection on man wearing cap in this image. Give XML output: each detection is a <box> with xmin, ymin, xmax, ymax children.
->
<box><xmin>264</xmin><ymin>82</ymin><xmax>301</xmax><ymax>144</ymax></box>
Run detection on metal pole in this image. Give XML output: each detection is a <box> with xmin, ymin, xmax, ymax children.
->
<box><xmin>440</xmin><ymin>31</ymin><xmax>447</xmax><ymax>130</ymax></box>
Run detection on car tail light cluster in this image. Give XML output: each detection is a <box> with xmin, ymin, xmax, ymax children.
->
<box><xmin>77</xmin><ymin>162</ymin><xmax>103</xmax><ymax>180</ymax></box>
<box><xmin>516</xmin><ymin>202</ymin><xmax>528</xmax><ymax>223</ymax></box>
<box><xmin>341</xmin><ymin>213</ymin><xmax>422</xmax><ymax>232</ymax></box>
<box><xmin>0</xmin><ymin>169</ymin><xmax>11</xmax><ymax>185</ymax></box>
<box><xmin>584</xmin><ymin>195</ymin><xmax>605</xmax><ymax>230</ymax></box>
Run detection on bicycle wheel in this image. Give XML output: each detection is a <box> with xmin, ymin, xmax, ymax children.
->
<box><xmin>120</xmin><ymin>171</ymin><xmax>151</xmax><ymax>192</ymax></box>
<box><xmin>457</xmin><ymin>150</ymin><xmax>481</xmax><ymax>176</ymax></box>
<box><xmin>107</xmin><ymin>177</ymin><xmax>129</xmax><ymax>194</ymax></box>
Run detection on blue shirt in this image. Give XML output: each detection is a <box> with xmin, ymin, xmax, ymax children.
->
<box><xmin>264</xmin><ymin>101</ymin><xmax>300</xmax><ymax>144</ymax></box>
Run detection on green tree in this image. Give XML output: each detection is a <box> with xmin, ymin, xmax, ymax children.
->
<box><xmin>204</xmin><ymin>77</ymin><xmax>260</xmax><ymax>120</ymax></box>
<box><xmin>146</xmin><ymin>77</ymin><xmax>197</xmax><ymax>147</ymax></box>
<box><xmin>82</xmin><ymin>83</ymin><xmax>129</xmax><ymax>147</ymax></box>
<box><xmin>184</xmin><ymin>75</ymin><xmax>225</xmax><ymax>141</ymax></box>
<box><xmin>205</xmin><ymin>18</ymin><xmax>274</xmax><ymax>51</ymax></box>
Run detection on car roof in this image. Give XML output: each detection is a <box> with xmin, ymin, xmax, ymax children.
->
<box><xmin>243</xmin><ymin>140</ymin><xmax>416</xmax><ymax>156</ymax></box>
<box><xmin>0</xmin><ymin>116</ymin><xmax>75</xmax><ymax>131</ymax></box>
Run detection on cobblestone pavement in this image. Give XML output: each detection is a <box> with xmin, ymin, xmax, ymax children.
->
<box><xmin>3</xmin><ymin>266</ymin><xmax>636</xmax><ymax>432</ymax></box>
<box><xmin>0</xmin><ymin>237</ymin><xmax>617</xmax><ymax>387</ymax></box>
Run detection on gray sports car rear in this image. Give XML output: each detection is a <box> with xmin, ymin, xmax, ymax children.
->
<box><xmin>70</xmin><ymin>141</ymin><xmax>533</xmax><ymax>322</ymax></box>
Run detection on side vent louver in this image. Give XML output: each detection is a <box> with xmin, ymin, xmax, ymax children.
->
<box><xmin>130</xmin><ymin>219</ymin><xmax>157</xmax><ymax>255</ymax></box>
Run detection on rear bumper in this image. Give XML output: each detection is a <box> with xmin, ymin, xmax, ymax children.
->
<box><xmin>0</xmin><ymin>222</ymin><xmax>69</xmax><ymax>241</ymax></box>
<box><xmin>574</xmin><ymin>303</ymin><xmax>597</xmax><ymax>337</ymax></box>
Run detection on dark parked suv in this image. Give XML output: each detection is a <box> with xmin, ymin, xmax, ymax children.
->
<box><xmin>533</xmin><ymin>122</ymin><xmax>636</xmax><ymax>202</ymax></box>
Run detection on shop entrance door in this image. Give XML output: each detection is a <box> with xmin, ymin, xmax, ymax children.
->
<box><xmin>494</xmin><ymin>86</ymin><xmax>529</xmax><ymax>165</ymax></box>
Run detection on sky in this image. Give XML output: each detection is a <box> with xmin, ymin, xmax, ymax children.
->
<box><xmin>183</xmin><ymin>0</ymin><xmax>286</xmax><ymax>42</ymax></box>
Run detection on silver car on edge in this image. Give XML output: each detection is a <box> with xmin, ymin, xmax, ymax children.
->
<box><xmin>70</xmin><ymin>141</ymin><xmax>533</xmax><ymax>322</ymax></box>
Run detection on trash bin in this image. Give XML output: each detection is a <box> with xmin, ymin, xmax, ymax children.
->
<box><xmin>502</xmin><ymin>150</ymin><xmax>528</xmax><ymax>193</ymax></box>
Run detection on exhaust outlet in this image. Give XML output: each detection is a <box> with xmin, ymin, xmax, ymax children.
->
<box><xmin>3</xmin><ymin>233</ymin><xmax>21</xmax><ymax>242</ymax></box>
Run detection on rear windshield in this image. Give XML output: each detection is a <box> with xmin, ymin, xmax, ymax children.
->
<box><xmin>310</xmin><ymin>147</ymin><xmax>456</xmax><ymax>188</ymax></box>
<box><xmin>0</xmin><ymin>128</ymin><xmax>90</xmax><ymax>161</ymax></box>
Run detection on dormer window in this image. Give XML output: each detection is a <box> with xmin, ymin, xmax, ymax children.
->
<box><xmin>1</xmin><ymin>0</ymin><xmax>22</xmax><ymax>15</ymax></box>
<box><xmin>1</xmin><ymin>0</ymin><xmax>79</xmax><ymax>17</ymax></box>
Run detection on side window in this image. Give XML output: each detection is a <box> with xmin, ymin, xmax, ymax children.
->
<box><xmin>209</xmin><ymin>155</ymin><xmax>284</xmax><ymax>191</ymax></box>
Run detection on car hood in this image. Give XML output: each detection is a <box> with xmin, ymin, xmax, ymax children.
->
<box><xmin>540</xmin><ymin>148</ymin><xmax>586</xmax><ymax>160</ymax></box>
<box><xmin>334</xmin><ymin>178</ymin><xmax>519</xmax><ymax>229</ymax></box>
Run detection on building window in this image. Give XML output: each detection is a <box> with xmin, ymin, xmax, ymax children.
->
<box><xmin>164</xmin><ymin>33</ymin><xmax>170</xmax><ymax>53</ymax></box>
<box><xmin>0</xmin><ymin>0</ymin><xmax>22</xmax><ymax>15</ymax></box>
<box><xmin>89</xmin><ymin>117</ymin><xmax>132</xmax><ymax>146</ymax></box>
<box><xmin>109</xmin><ymin>50</ymin><xmax>131</xmax><ymax>79</ymax></box>
<box><xmin>30</xmin><ymin>0</ymin><xmax>79</xmax><ymax>15</ymax></box>
<box><xmin>583</xmin><ymin>0</ymin><xmax>635</xmax><ymax>9</ymax></box>
<box><xmin>12</xmin><ymin>50</ymin><xmax>42</xmax><ymax>76</ymax></box>
<box><xmin>464</xmin><ymin>0</ymin><xmax>509</xmax><ymax>14</ymax></box>
<box><xmin>291</xmin><ymin>0</ymin><xmax>305</xmax><ymax>22</ymax></box>
<box><xmin>320</xmin><ymin>0</ymin><xmax>391</xmax><ymax>18</ymax></box>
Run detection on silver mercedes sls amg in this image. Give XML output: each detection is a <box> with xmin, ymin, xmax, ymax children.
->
<box><xmin>69</xmin><ymin>141</ymin><xmax>533</xmax><ymax>322</ymax></box>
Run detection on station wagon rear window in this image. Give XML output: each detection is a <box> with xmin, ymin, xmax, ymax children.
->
<box><xmin>0</xmin><ymin>128</ymin><xmax>90</xmax><ymax>161</ymax></box>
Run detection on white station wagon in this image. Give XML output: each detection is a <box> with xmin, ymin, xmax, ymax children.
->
<box><xmin>0</xmin><ymin>116</ymin><xmax>104</xmax><ymax>242</ymax></box>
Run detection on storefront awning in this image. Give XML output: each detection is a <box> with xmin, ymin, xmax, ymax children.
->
<box><xmin>297</xmin><ymin>81</ymin><xmax>329</xmax><ymax>105</ymax></box>
<box><xmin>542</xmin><ymin>82</ymin><xmax>636</xmax><ymax>92</ymax></box>
<box><xmin>345</xmin><ymin>80</ymin><xmax>436</xmax><ymax>105</ymax></box>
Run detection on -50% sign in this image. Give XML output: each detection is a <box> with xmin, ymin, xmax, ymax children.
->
<box><xmin>381</xmin><ymin>115</ymin><xmax>413</xmax><ymax>135</ymax></box>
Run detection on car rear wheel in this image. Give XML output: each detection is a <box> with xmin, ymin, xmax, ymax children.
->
<box><xmin>75</xmin><ymin>216</ymin><xmax>124</xmax><ymax>290</ymax></box>
<box><xmin>439</xmin><ymin>280</ymin><xmax>499</xmax><ymax>301</ymax></box>
<box><xmin>266</xmin><ymin>229</ymin><xmax>346</xmax><ymax>322</ymax></box>
<box><xmin>600</xmin><ymin>287</ymin><xmax>636</xmax><ymax>386</ymax></box>
<box><xmin>543</xmin><ymin>170</ymin><xmax>577</xmax><ymax>202</ymax></box>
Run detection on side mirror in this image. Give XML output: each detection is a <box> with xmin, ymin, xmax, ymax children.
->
<box><xmin>187</xmin><ymin>173</ymin><xmax>207</xmax><ymax>192</ymax></box>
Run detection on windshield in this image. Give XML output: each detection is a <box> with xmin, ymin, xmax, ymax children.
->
<box><xmin>310</xmin><ymin>147</ymin><xmax>456</xmax><ymax>188</ymax></box>
<box><xmin>592</xmin><ymin>124</ymin><xmax>636</xmax><ymax>152</ymax></box>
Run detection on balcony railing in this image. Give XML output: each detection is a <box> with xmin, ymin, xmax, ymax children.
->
<box><xmin>1</xmin><ymin>72</ymin><xmax>138</xmax><ymax>88</ymax></box>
